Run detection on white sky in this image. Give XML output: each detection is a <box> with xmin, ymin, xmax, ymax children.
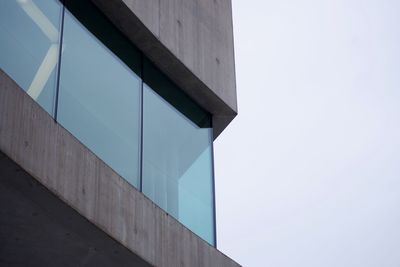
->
<box><xmin>214</xmin><ymin>0</ymin><xmax>400</xmax><ymax>266</ymax></box>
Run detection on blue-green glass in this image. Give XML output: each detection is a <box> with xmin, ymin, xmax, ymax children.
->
<box><xmin>0</xmin><ymin>0</ymin><xmax>62</xmax><ymax>116</ymax></box>
<box><xmin>57</xmin><ymin>9</ymin><xmax>141</xmax><ymax>188</ymax></box>
<box><xmin>142</xmin><ymin>83</ymin><xmax>215</xmax><ymax>245</ymax></box>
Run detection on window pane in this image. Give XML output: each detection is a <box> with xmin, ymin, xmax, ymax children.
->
<box><xmin>57</xmin><ymin>8</ymin><xmax>141</xmax><ymax>188</ymax></box>
<box><xmin>0</xmin><ymin>0</ymin><xmax>62</xmax><ymax>116</ymax></box>
<box><xmin>142</xmin><ymin>61</ymin><xmax>215</xmax><ymax>245</ymax></box>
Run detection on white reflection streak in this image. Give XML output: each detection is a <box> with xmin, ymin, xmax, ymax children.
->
<box><xmin>26</xmin><ymin>44</ymin><xmax>59</xmax><ymax>100</ymax></box>
<box><xmin>17</xmin><ymin>0</ymin><xmax>60</xmax><ymax>100</ymax></box>
<box><xmin>17</xmin><ymin>0</ymin><xmax>58</xmax><ymax>42</ymax></box>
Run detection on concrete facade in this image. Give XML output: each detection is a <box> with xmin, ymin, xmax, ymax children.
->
<box><xmin>90</xmin><ymin>0</ymin><xmax>237</xmax><ymax>137</ymax></box>
<box><xmin>0</xmin><ymin>69</ymin><xmax>240</xmax><ymax>266</ymax></box>
<box><xmin>0</xmin><ymin>0</ymin><xmax>239</xmax><ymax>265</ymax></box>
<box><xmin>0</xmin><ymin>150</ymin><xmax>152</xmax><ymax>267</ymax></box>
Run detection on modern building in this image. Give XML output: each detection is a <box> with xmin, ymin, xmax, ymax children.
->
<box><xmin>0</xmin><ymin>0</ymin><xmax>238</xmax><ymax>266</ymax></box>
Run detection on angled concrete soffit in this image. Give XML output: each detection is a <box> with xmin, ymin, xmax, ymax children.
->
<box><xmin>90</xmin><ymin>0</ymin><xmax>238</xmax><ymax>138</ymax></box>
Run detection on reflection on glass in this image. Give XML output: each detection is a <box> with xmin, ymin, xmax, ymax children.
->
<box><xmin>57</xmin><ymin>9</ymin><xmax>142</xmax><ymax>188</ymax></box>
<box><xmin>2</xmin><ymin>0</ymin><xmax>217</xmax><ymax>246</ymax></box>
<box><xmin>0</xmin><ymin>0</ymin><xmax>62</xmax><ymax>115</ymax></box>
<box><xmin>142</xmin><ymin>61</ymin><xmax>215</xmax><ymax>245</ymax></box>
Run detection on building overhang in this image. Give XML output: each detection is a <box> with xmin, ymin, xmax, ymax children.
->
<box><xmin>89</xmin><ymin>0</ymin><xmax>238</xmax><ymax>138</ymax></box>
<box><xmin>0</xmin><ymin>70</ymin><xmax>241</xmax><ymax>267</ymax></box>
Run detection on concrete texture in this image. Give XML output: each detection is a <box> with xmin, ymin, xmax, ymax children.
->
<box><xmin>90</xmin><ymin>0</ymin><xmax>237</xmax><ymax>138</ymax></box>
<box><xmin>0</xmin><ymin>70</ymin><xmax>241</xmax><ymax>266</ymax></box>
<box><xmin>0</xmin><ymin>151</ymin><xmax>152</xmax><ymax>267</ymax></box>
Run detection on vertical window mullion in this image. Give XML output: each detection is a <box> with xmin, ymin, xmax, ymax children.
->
<box><xmin>54</xmin><ymin>1</ymin><xmax>66</xmax><ymax>121</ymax></box>
<box><xmin>210</xmin><ymin>127</ymin><xmax>217</xmax><ymax>247</ymax></box>
<box><xmin>139</xmin><ymin>52</ymin><xmax>144</xmax><ymax>192</ymax></box>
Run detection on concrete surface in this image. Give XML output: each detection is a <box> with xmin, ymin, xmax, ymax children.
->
<box><xmin>0</xmin><ymin>151</ymin><xmax>152</xmax><ymax>267</ymax></box>
<box><xmin>90</xmin><ymin>0</ymin><xmax>237</xmax><ymax>138</ymax></box>
<box><xmin>0</xmin><ymin>70</ymin><xmax>241</xmax><ymax>266</ymax></box>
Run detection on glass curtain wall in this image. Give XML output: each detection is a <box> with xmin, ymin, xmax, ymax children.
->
<box><xmin>142</xmin><ymin>59</ymin><xmax>215</xmax><ymax>245</ymax></box>
<box><xmin>0</xmin><ymin>0</ymin><xmax>62</xmax><ymax>116</ymax></box>
<box><xmin>0</xmin><ymin>0</ymin><xmax>216</xmax><ymax>246</ymax></box>
<box><xmin>57</xmin><ymin>4</ymin><xmax>142</xmax><ymax>188</ymax></box>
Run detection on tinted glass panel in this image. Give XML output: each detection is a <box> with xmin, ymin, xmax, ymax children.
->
<box><xmin>57</xmin><ymin>8</ymin><xmax>141</xmax><ymax>187</ymax></box>
<box><xmin>0</xmin><ymin>0</ymin><xmax>62</xmax><ymax>115</ymax></box>
<box><xmin>142</xmin><ymin>61</ymin><xmax>215</xmax><ymax>245</ymax></box>
<box><xmin>2</xmin><ymin>0</ymin><xmax>217</xmax><ymax>246</ymax></box>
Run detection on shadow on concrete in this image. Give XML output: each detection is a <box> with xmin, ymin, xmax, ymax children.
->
<box><xmin>0</xmin><ymin>151</ymin><xmax>152</xmax><ymax>267</ymax></box>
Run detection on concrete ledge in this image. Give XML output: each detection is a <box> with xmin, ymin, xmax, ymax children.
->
<box><xmin>0</xmin><ymin>70</ymin><xmax>240</xmax><ymax>266</ymax></box>
<box><xmin>90</xmin><ymin>0</ymin><xmax>237</xmax><ymax>138</ymax></box>
<box><xmin>0</xmin><ymin>151</ymin><xmax>151</xmax><ymax>267</ymax></box>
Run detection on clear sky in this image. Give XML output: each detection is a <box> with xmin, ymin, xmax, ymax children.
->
<box><xmin>214</xmin><ymin>0</ymin><xmax>400</xmax><ymax>266</ymax></box>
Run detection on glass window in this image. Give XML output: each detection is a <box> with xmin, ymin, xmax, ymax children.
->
<box><xmin>1</xmin><ymin>0</ymin><xmax>217</xmax><ymax>246</ymax></box>
<box><xmin>142</xmin><ymin>60</ymin><xmax>215</xmax><ymax>245</ymax></box>
<box><xmin>57</xmin><ymin>7</ymin><xmax>142</xmax><ymax>188</ymax></box>
<box><xmin>0</xmin><ymin>0</ymin><xmax>62</xmax><ymax>115</ymax></box>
